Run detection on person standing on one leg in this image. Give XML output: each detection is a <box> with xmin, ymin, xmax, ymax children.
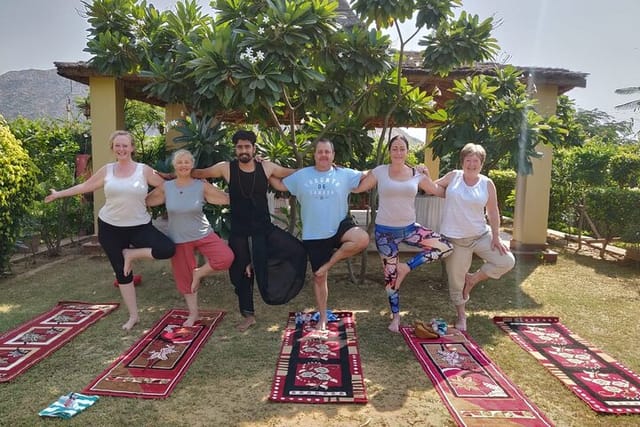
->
<box><xmin>435</xmin><ymin>143</ymin><xmax>515</xmax><ymax>332</ymax></box>
<box><xmin>45</xmin><ymin>130</ymin><xmax>175</xmax><ymax>330</ymax></box>
<box><xmin>191</xmin><ymin>130</ymin><xmax>296</xmax><ymax>331</ymax></box>
<box><xmin>272</xmin><ymin>139</ymin><xmax>370</xmax><ymax>332</ymax></box>
<box><xmin>353</xmin><ymin>135</ymin><xmax>453</xmax><ymax>332</ymax></box>
<box><xmin>146</xmin><ymin>149</ymin><xmax>234</xmax><ymax>326</ymax></box>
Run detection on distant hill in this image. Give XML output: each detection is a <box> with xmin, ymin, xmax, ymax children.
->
<box><xmin>0</xmin><ymin>69</ymin><xmax>88</xmax><ymax>121</ymax></box>
<box><xmin>0</xmin><ymin>69</ymin><xmax>428</xmax><ymax>149</ymax></box>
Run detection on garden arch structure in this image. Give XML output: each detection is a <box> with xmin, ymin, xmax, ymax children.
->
<box><xmin>55</xmin><ymin>60</ymin><xmax>586</xmax><ymax>252</ymax></box>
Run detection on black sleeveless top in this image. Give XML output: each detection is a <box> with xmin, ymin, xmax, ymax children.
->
<box><xmin>229</xmin><ymin>160</ymin><xmax>272</xmax><ymax>235</ymax></box>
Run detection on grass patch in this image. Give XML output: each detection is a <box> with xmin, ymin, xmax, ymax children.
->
<box><xmin>1</xmin><ymin>246</ymin><xmax>639</xmax><ymax>426</ymax></box>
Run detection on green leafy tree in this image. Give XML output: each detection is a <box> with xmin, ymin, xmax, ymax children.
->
<box><xmin>0</xmin><ymin>118</ymin><xmax>39</xmax><ymax>273</ymax></box>
<box><xmin>585</xmin><ymin>187</ymin><xmax>640</xmax><ymax>258</ymax></box>
<box><xmin>548</xmin><ymin>105</ymin><xmax>639</xmax><ymax>232</ymax></box>
<box><xmin>83</xmin><ymin>0</ymin><xmax>499</xmax><ymax>166</ymax></box>
<box><xmin>124</xmin><ymin>99</ymin><xmax>165</xmax><ymax>163</ymax></box>
<box><xmin>430</xmin><ymin>65</ymin><xmax>574</xmax><ymax>175</ymax></box>
<box><xmin>575</xmin><ymin>107</ymin><xmax>636</xmax><ymax>144</ymax></box>
<box><xmin>170</xmin><ymin>113</ymin><xmax>232</xmax><ymax>169</ymax></box>
<box><xmin>8</xmin><ymin>118</ymin><xmax>93</xmax><ymax>255</ymax></box>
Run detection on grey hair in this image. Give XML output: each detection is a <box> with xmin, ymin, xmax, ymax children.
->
<box><xmin>171</xmin><ymin>149</ymin><xmax>195</xmax><ymax>168</ymax></box>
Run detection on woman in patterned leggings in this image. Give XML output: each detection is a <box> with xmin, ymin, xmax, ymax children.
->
<box><xmin>353</xmin><ymin>135</ymin><xmax>452</xmax><ymax>332</ymax></box>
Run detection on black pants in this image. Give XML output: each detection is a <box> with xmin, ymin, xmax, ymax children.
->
<box><xmin>98</xmin><ymin>218</ymin><xmax>175</xmax><ymax>284</ymax></box>
<box><xmin>228</xmin><ymin>231</ymin><xmax>268</xmax><ymax>317</ymax></box>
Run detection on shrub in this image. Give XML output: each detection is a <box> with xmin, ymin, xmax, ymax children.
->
<box><xmin>8</xmin><ymin>118</ymin><xmax>92</xmax><ymax>255</ymax></box>
<box><xmin>0</xmin><ymin>119</ymin><xmax>39</xmax><ymax>273</ymax></box>
<box><xmin>584</xmin><ymin>187</ymin><xmax>640</xmax><ymax>258</ymax></box>
<box><xmin>488</xmin><ymin>169</ymin><xmax>516</xmax><ymax>215</ymax></box>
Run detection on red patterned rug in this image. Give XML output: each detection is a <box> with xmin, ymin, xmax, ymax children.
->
<box><xmin>269</xmin><ymin>311</ymin><xmax>367</xmax><ymax>403</ymax></box>
<box><xmin>0</xmin><ymin>301</ymin><xmax>119</xmax><ymax>383</ymax></box>
<box><xmin>494</xmin><ymin>316</ymin><xmax>640</xmax><ymax>414</ymax></box>
<box><xmin>400</xmin><ymin>326</ymin><xmax>553</xmax><ymax>426</ymax></box>
<box><xmin>83</xmin><ymin>309</ymin><xmax>224</xmax><ymax>399</ymax></box>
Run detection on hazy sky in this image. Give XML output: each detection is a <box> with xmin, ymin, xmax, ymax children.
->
<box><xmin>1</xmin><ymin>0</ymin><xmax>639</xmax><ymax>124</ymax></box>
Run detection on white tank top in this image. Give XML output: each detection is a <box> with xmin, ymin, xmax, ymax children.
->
<box><xmin>440</xmin><ymin>170</ymin><xmax>490</xmax><ymax>238</ymax></box>
<box><xmin>373</xmin><ymin>165</ymin><xmax>421</xmax><ymax>227</ymax></box>
<box><xmin>98</xmin><ymin>163</ymin><xmax>151</xmax><ymax>226</ymax></box>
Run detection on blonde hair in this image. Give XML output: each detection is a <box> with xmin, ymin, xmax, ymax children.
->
<box><xmin>171</xmin><ymin>149</ymin><xmax>195</xmax><ymax>168</ymax></box>
<box><xmin>460</xmin><ymin>143</ymin><xmax>486</xmax><ymax>165</ymax></box>
<box><xmin>108</xmin><ymin>130</ymin><xmax>134</xmax><ymax>150</ymax></box>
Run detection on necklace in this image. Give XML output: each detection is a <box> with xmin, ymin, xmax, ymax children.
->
<box><xmin>176</xmin><ymin>178</ymin><xmax>191</xmax><ymax>195</ymax></box>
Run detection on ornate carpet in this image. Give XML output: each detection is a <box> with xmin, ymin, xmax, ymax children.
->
<box><xmin>269</xmin><ymin>311</ymin><xmax>367</xmax><ymax>403</ymax></box>
<box><xmin>400</xmin><ymin>325</ymin><xmax>553</xmax><ymax>426</ymax></box>
<box><xmin>0</xmin><ymin>301</ymin><xmax>119</xmax><ymax>383</ymax></box>
<box><xmin>494</xmin><ymin>316</ymin><xmax>640</xmax><ymax>414</ymax></box>
<box><xmin>83</xmin><ymin>309</ymin><xmax>224</xmax><ymax>399</ymax></box>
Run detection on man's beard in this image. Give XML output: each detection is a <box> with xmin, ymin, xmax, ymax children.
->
<box><xmin>238</xmin><ymin>154</ymin><xmax>252</xmax><ymax>163</ymax></box>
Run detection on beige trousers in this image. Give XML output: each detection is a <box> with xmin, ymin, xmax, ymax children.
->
<box><xmin>444</xmin><ymin>231</ymin><xmax>515</xmax><ymax>306</ymax></box>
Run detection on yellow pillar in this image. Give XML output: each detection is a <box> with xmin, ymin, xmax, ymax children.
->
<box><xmin>423</xmin><ymin>125</ymin><xmax>440</xmax><ymax>179</ymax></box>
<box><xmin>511</xmin><ymin>83</ymin><xmax>557</xmax><ymax>251</ymax></box>
<box><xmin>164</xmin><ymin>103</ymin><xmax>186</xmax><ymax>150</ymax></box>
<box><xmin>89</xmin><ymin>76</ymin><xmax>125</xmax><ymax>223</ymax></box>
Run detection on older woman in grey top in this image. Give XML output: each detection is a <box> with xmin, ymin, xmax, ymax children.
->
<box><xmin>146</xmin><ymin>149</ymin><xmax>234</xmax><ymax>327</ymax></box>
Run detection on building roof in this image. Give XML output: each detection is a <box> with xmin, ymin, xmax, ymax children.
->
<box><xmin>401</xmin><ymin>52</ymin><xmax>587</xmax><ymax>105</ymax></box>
<box><xmin>55</xmin><ymin>57</ymin><xmax>587</xmax><ymax>114</ymax></box>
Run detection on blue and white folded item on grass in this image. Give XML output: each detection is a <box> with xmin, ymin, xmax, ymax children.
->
<box><xmin>39</xmin><ymin>392</ymin><xmax>99</xmax><ymax>419</ymax></box>
<box><xmin>311</xmin><ymin>309</ymin><xmax>338</xmax><ymax>323</ymax></box>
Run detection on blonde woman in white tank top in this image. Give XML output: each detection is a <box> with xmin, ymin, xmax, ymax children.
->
<box><xmin>45</xmin><ymin>131</ymin><xmax>175</xmax><ymax>330</ymax></box>
<box><xmin>436</xmin><ymin>143</ymin><xmax>515</xmax><ymax>332</ymax></box>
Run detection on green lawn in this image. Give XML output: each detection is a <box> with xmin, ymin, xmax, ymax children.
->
<box><xmin>1</xmin><ymin>246</ymin><xmax>639</xmax><ymax>426</ymax></box>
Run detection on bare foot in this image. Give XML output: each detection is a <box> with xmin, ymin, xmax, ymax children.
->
<box><xmin>455</xmin><ymin>316</ymin><xmax>467</xmax><ymax>332</ymax></box>
<box><xmin>183</xmin><ymin>315</ymin><xmax>198</xmax><ymax>327</ymax></box>
<box><xmin>191</xmin><ymin>268</ymin><xmax>205</xmax><ymax>293</ymax></box>
<box><xmin>314</xmin><ymin>263</ymin><xmax>330</xmax><ymax>277</ymax></box>
<box><xmin>394</xmin><ymin>263</ymin><xmax>410</xmax><ymax>291</ymax></box>
<box><xmin>315</xmin><ymin>318</ymin><xmax>328</xmax><ymax>332</ymax></box>
<box><xmin>462</xmin><ymin>272</ymin><xmax>478</xmax><ymax>301</ymax></box>
<box><xmin>388</xmin><ymin>315</ymin><xmax>401</xmax><ymax>333</ymax></box>
<box><xmin>121</xmin><ymin>316</ymin><xmax>139</xmax><ymax>331</ymax></box>
<box><xmin>237</xmin><ymin>316</ymin><xmax>256</xmax><ymax>332</ymax></box>
<box><xmin>122</xmin><ymin>248</ymin><xmax>133</xmax><ymax>277</ymax></box>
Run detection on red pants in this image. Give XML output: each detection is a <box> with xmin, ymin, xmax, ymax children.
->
<box><xmin>171</xmin><ymin>233</ymin><xmax>234</xmax><ymax>294</ymax></box>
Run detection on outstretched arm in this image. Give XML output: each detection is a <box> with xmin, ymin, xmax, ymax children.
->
<box><xmin>192</xmin><ymin>161</ymin><xmax>229</xmax><ymax>182</ymax></box>
<box><xmin>44</xmin><ymin>165</ymin><xmax>107</xmax><ymax>203</ymax></box>
<box><xmin>264</xmin><ymin>160</ymin><xmax>296</xmax><ymax>179</ymax></box>
<box><xmin>144</xmin><ymin>165</ymin><xmax>167</xmax><ymax>188</ymax></box>
<box><xmin>146</xmin><ymin>186</ymin><xmax>166</xmax><ymax>207</ymax></box>
<box><xmin>269</xmin><ymin>176</ymin><xmax>288</xmax><ymax>192</ymax></box>
<box><xmin>352</xmin><ymin>171</ymin><xmax>376</xmax><ymax>193</ymax></box>
<box><xmin>486</xmin><ymin>179</ymin><xmax>509</xmax><ymax>254</ymax></box>
<box><xmin>433</xmin><ymin>171</ymin><xmax>455</xmax><ymax>198</ymax></box>
<box><xmin>204</xmin><ymin>182</ymin><xmax>230</xmax><ymax>205</ymax></box>
<box><xmin>418</xmin><ymin>167</ymin><xmax>444</xmax><ymax>197</ymax></box>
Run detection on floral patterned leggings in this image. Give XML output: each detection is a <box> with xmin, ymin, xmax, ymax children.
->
<box><xmin>374</xmin><ymin>223</ymin><xmax>453</xmax><ymax>314</ymax></box>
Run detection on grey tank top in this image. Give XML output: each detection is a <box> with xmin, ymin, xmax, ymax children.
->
<box><xmin>165</xmin><ymin>180</ymin><xmax>212</xmax><ymax>243</ymax></box>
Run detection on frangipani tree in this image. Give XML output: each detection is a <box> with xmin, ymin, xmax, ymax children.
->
<box><xmin>83</xmin><ymin>0</ymin><xmax>500</xmax><ymax>165</ymax></box>
<box><xmin>430</xmin><ymin>65</ymin><xmax>576</xmax><ymax>175</ymax></box>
